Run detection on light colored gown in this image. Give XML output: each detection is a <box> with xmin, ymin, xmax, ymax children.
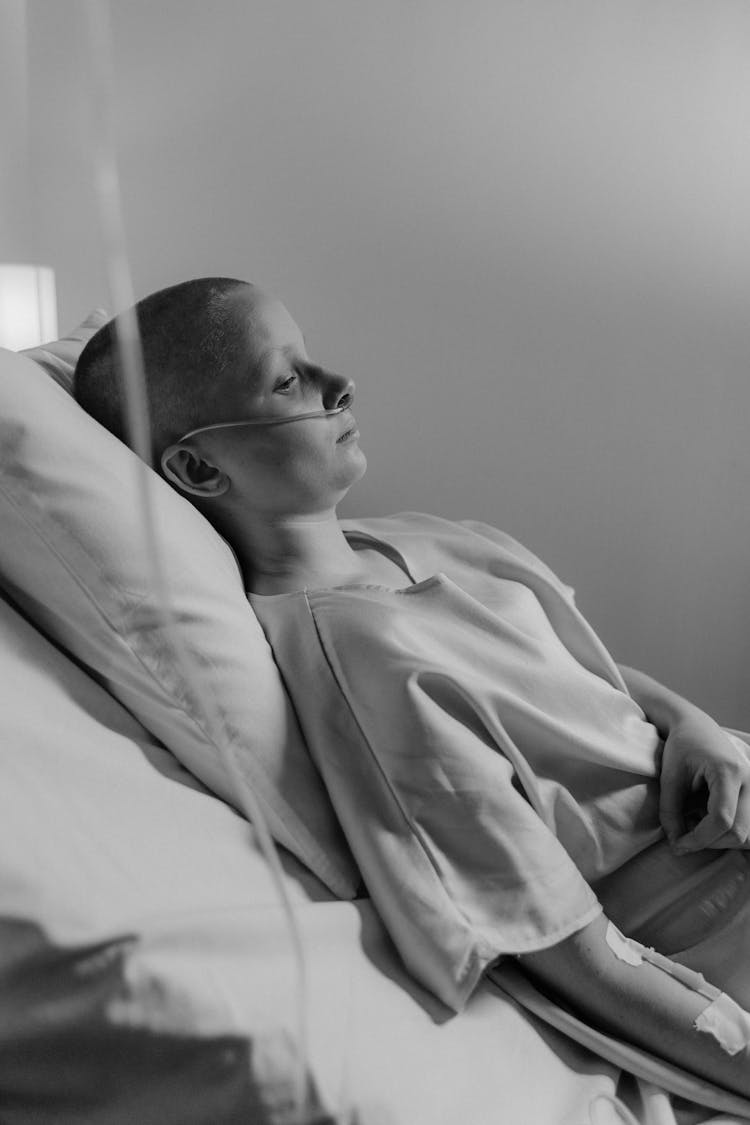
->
<box><xmin>248</xmin><ymin>512</ymin><xmax>750</xmax><ymax>1017</ymax></box>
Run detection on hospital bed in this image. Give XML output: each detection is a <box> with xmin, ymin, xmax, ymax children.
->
<box><xmin>1</xmin><ymin>319</ymin><xmax>749</xmax><ymax>1125</ymax></box>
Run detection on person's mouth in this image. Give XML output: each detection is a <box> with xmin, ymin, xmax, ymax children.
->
<box><xmin>336</xmin><ymin>416</ymin><xmax>359</xmax><ymax>443</ymax></box>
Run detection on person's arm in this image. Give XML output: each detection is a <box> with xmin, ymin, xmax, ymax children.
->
<box><xmin>618</xmin><ymin>663</ymin><xmax>704</xmax><ymax>734</ymax></box>
<box><xmin>618</xmin><ymin>663</ymin><xmax>750</xmax><ymax>852</ymax></box>
<box><xmin>519</xmin><ymin>912</ymin><xmax>750</xmax><ymax>1097</ymax></box>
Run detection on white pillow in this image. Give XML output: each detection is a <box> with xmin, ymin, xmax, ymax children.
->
<box><xmin>0</xmin><ymin>588</ymin><xmax>344</xmax><ymax>1122</ymax></box>
<box><xmin>0</xmin><ymin>324</ymin><xmax>359</xmax><ymax>898</ymax></box>
<box><xmin>22</xmin><ymin>308</ymin><xmax>111</xmax><ymax>391</ymax></box>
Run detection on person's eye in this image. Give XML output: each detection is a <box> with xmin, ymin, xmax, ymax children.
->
<box><xmin>274</xmin><ymin>373</ymin><xmax>297</xmax><ymax>393</ymax></box>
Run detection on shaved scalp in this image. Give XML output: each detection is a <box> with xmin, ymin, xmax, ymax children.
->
<box><xmin>74</xmin><ymin>277</ymin><xmax>254</xmax><ymax>466</ymax></box>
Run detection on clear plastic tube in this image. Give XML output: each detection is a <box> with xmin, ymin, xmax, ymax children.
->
<box><xmin>82</xmin><ymin>4</ymin><xmax>313</xmax><ymax>1121</ymax></box>
<box><xmin>178</xmin><ymin>404</ymin><xmax>348</xmax><ymax>440</ymax></box>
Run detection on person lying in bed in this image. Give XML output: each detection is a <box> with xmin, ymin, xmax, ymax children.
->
<box><xmin>74</xmin><ymin>277</ymin><xmax>750</xmax><ymax>1098</ymax></box>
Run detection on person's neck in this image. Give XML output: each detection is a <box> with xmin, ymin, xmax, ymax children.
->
<box><xmin>226</xmin><ymin>508</ymin><xmax>364</xmax><ymax>594</ymax></box>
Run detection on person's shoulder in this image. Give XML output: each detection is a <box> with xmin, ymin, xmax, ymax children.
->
<box><xmin>454</xmin><ymin>518</ymin><xmax>554</xmax><ymax>566</ymax></box>
<box><xmin>344</xmin><ymin>510</ymin><xmax>505</xmax><ymax>541</ymax></box>
<box><xmin>343</xmin><ymin>510</ymin><xmax>490</xmax><ymax>564</ymax></box>
<box><xmin>343</xmin><ymin>512</ymin><xmax>576</xmax><ymax>604</ymax></box>
<box><xmin>343</xmin><ymin>510</ymin><xmax>453</xmax><ymax>534</ymax></box>
<box><xmin>343</xmin><ymin>510</ymin><xmax>537</xmax><ymax>559</ymax></box>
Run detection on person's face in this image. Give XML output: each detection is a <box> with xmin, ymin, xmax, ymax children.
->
<box><xmin>169</xmin><ymin>288</ymin><xmax>366</xmax><ymax>515</ymax></box>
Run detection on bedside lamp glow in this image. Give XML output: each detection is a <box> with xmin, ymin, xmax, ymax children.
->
<box><xmin>0</xmin><ymin>264</ymin><xmax>58</xmax><ymax>350</ymax></box>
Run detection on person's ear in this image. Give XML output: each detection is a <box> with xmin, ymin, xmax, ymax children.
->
<box><xmin>160</xmin><ymin>444</ymin><xmax>230</xmax><ymax>498</ymax></box>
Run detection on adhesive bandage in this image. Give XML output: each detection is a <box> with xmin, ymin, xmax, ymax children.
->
<box><xmin>694</xmin><ymin>994</ymin><xmax>750</xmax><ymax>1057</ymax></box>
<box><xmin>605</xmin><ymin>922</ymin><xmax>750</xmax><ymax>1056</ymax></box>
<box><xmin>604</xmin><ymin>922</ymin><xmax>644</xmax><ymax>966</ymax></box>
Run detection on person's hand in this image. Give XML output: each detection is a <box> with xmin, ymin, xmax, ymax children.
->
<box><xmin>659</xmin><ymin>711</ymin><xmax>750</xmax><ymax>852</ymax></box>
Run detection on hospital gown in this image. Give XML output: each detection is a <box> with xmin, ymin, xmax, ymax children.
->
<box><xmin>248</xmin><ymin>512</ymin><xmax>750</xmax><ymax>1014</ymax></box>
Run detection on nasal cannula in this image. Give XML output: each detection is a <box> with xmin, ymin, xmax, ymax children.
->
<box><xmin>177</xmin><ymin>404</ymin><xmax>349</xmax><ymax>442</ymax></box>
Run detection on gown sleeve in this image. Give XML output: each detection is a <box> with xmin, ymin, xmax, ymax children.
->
<box><xmin>252</xmin><ymin>583</ymin><xmax>602</xmax><ymax>1013</ymax></box>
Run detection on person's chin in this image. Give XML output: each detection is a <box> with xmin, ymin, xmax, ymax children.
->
<box><xmin>351</xmin><ymin>446</ymin><xmax>367</xmax><ymax>479</ymax></box>
<box><xmin>336</xmin><ymin>446</ymin><xmax>367</xmax><ymax>491</ymax></box>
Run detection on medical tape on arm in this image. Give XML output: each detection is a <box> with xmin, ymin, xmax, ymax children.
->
<box><xmin>605</xmin><ymin>922</ymin><xmax>750</xmax><ymax>1055</ymax></box>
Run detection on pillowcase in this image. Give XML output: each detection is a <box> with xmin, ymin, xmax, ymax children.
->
<box><xmin>22</xmin><ymin>308</ymin><xmax>111</xmax><ymax>391</ymax></box>
<box><xmin>0</xmin><ymin>586</ymin><xmax>344</xmax><ymax>1124</ymax></box>
<box><xmin>0</xmin><ymin>321</ymin><xmax>359</xmax><ymax>898</ymax></box>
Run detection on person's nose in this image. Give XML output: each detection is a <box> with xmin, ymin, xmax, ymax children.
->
<box><xmin>322</xmin><ymin>370</ymin><xmax>355</xmax><ymax>411</ymax></box>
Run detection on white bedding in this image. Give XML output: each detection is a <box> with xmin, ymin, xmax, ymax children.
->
<box><xmin>2</xmin><ymin>587</ymin><xmax>749</xmax><ymax>1123</ymax></box>
<box><xmin>3</xmin><ymin>324</ymin><xmax>749</xmax><ymax>1122</ymax></box>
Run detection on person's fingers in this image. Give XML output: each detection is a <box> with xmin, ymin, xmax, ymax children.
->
<box><xmin>658</xmin><ymin>758</ymin><xmax>692</xmax><ymax>844</ymax></box>
<box><xmin>672</xmin><ymin>773</ymin><xmax>740</xmax><ymax>853</ymax></box>
<box><xmin>696</xmin><ymin>787</ymin><xmax>750</xmax><ymax>850</ymax></box>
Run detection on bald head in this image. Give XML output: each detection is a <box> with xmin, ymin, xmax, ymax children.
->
<box><xmin>74</xmin><ymin>277</ymin><xmax>262</xmax><ymax>466</ymax></box>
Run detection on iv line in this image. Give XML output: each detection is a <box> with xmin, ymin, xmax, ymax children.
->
<box><xmin>83</xmin><ymin>5</ymin><xmax>313</xmax><ymax>1122</ymax></box>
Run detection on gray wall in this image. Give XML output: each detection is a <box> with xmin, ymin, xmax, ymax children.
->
<box><xmin>17</xmin><ymin>0</ymin><xmax>750</xmax><ymax>724</ymax></box>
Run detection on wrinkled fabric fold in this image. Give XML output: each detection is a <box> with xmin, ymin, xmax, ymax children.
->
<box><xmin>250</xmin><ymin>513</ymin><xmax>750</xmax><ymax>1014</ymax></box>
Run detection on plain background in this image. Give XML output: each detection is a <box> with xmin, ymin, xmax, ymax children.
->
<box><xmin>3</xmin><ymin>0</ymin><xmax>750</xmax><ymax>725</ymax></box>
